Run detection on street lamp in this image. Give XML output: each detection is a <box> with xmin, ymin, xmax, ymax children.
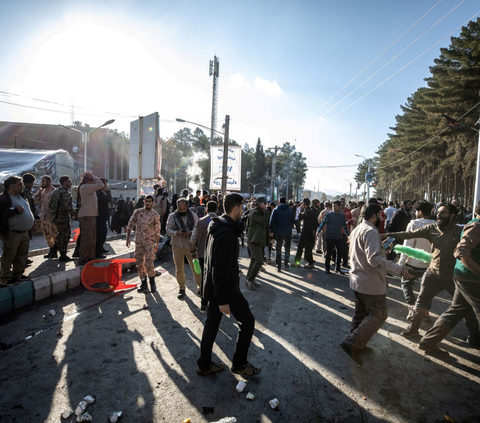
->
<box><xmin>267</xmin><ymin>141</ymin><xmax>295</xmax><ymax>202</ymax></box>
<box><xmin>176</xmin><ymin>116</ymin><xmax>230</xmax><ymax>193</ymax></box>
<box><xmin>59</xmin><ymin>119</ymin><xmax>115</xmax><ymax>173</ymax></box>
<box><xmin>345</xmin><ymin>179</ymin><xmax>352</xmax><ymax>202</ymax></box>
<box><xmin>247</xmin><ymin>181</ymin><xmax>262</xmax><ymax>197</ymax></box>
<box><xmin>355</xmin><ymin>154</ymin><xmax>371</xmax><ymax>201</ymax></box>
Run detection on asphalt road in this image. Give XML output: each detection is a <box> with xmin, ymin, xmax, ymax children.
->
<box><xmin>1</xmin><ymin>239</ymin><xmax>479</xmax><ymax>423</ymax></box>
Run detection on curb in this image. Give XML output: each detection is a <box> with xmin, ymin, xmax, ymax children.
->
<box><xmin>28</xmin><ymin>234</ymin><xmax>127</xmax><ymax>258</ymax></box>
<box><xmin>32</xmin><ymin>250</ymin><xmax>136</xmax><ymax>302</ymax></box>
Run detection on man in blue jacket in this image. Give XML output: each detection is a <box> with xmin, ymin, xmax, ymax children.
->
<box><xmin>270</xmin><ymin>196</ymin><xmax>294</xmax><ymax>272</ymax></box>
<box><xmin>318</xmin><ymin>200</ymin><xmax>350</xmax><ymax>274</ymax></box>
<box><xmin>197</xmin><ymin>193</ymin><xmax>261</xmax><ymax>377</ymax></box>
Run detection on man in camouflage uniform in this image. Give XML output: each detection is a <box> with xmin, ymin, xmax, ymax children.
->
<box><xmin>126</xmin><ymin>195</ymin><xmax>160</xmax><ymax>293</ymax></box>
<box><xmin>34</xmin><ymin>175</ymin><xmax>57</xmax><ymax>258</ymax></box>
<box><xmin>49</xmin><ymin>176</ymin><xmax>75</xmax><ymax>262</ymax></box>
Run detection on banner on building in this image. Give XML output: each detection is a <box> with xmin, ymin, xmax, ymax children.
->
<box><xmin>129</xmin><ymin>112</ymin><xmax>161</xmax><ymax>180</ymax></box>
<box><xmin>209</xmin><ymin>145</ymin><xmax>242</xmax><ymax>191</ymax></box>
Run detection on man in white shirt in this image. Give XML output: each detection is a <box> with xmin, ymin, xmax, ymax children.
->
<box><xmin>384</xmin><ymin>201</ymin><xmax>397</xmax><ymax>228</ymax></box>
<box><xmin>340</xmin><ymin>203</ymin><xmax>413</xmax><ymax>365</ymax></box>
<box><xmin>398</xmin><ymin>201</ymin><xmax>436</xmax><ymax>321</ymax></box>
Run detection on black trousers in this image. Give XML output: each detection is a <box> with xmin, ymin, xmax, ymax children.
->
<box><xmin>95</xmin><ymin>216</ymin><xmax>108</xmax><ymax>255</ymax></box>
<box><xmin>325</xmin><ymin>238</ymin><xmax>343</xmax><ymax>270</ymax></box>
<box><xmin>275</xmin><ymin>234</ymin><xmax>291</xmax><ymax>267</ymax></box>
<box><xmin>198</xmin><ymin>293</ymin><xmax>255</xmax><ymax>370</ymax></box>
<box><xmin>295</xmin><ymin>232</ymin><xmax>314</xmax><ymax>265</ymax></box>
<box><xmin>421</xmin><ymin>277</ymin><xmax>480</xmax><ymax>345</ymax></box>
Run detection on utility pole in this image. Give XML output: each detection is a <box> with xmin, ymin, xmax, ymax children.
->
<box><xmin>137</xmin><ymin>116</ymin><xmax>144</xmax><ymax>201</ymax></box>
<box><xmin>367</xmin><ymin>160</ymin><xmax>371</xmax><ymax>200</ymax></box>
<box><xmin>209</xmin><ymin>56</ymin><xmax>219</xmax><ymax>144</ymax></box>
<box><xmin>270</xmin><ymin>146</ymin><xmax>278</xmax><ymax>202</ymax></box>
<box><xmin>221</xmin><ymin>115</ymin><xmax>230</xmax><ymax>194</ymax></box>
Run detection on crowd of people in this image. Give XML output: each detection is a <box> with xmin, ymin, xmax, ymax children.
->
<box><xmin>1</xmin><ymin>173</ymin><xmax>480</xmax><ymax>372</ymax></box>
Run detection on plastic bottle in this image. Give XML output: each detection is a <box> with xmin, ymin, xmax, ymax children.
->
<box><xmin>193</xmin><ymin>258</ymin><xmax>202</xmax><ymax>275</ymax></box>
<box><xmin>213</xmin><ymin>418</ymin><xmax>237</xmax><ymax>423</ymax></box>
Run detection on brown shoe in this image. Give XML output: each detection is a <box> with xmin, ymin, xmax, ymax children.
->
<box><xmin>197</xmin><ymin>361</ymin><xmax>225</xmax><ymax>376</ymax></box>
<box><xmin>340</xmin><ymin>341</ymin><xmax>363</xmax><ymax>366</ymax></box>
<box><xmin>231</xmin><ymin>362</ymin><xmax>261</xmax><ymax>376</ymax></box>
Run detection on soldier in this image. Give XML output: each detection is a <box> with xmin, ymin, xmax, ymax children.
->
<box><xmin>34</xmin><ymin>175</ymin><xmax>58</xmax><ymax>258</ymax></box>
<box><xmin>49</xmin><ymin>176</ymin><xmax>75</xmax><ymax>262</ymax></box>
<box><xmin>126</xmin><ymin>195</ymin><xmax>160</xmax><ymax>293</ymax></box>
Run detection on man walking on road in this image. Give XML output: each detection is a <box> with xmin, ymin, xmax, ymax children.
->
<box><xmin>386</xmin><ymin>204</ymin><xmax>480</xmax><ymax>343</ymax></box>
<box><xmin>127</xmin><ymin>195</ymin><xmax>160</xmax><ymax>294</ymax></box>
<box><xmin>269</xmin><ymin>196</ymin><xmax>294</xmax><ymax>272</ymax></box>
<box><xmin>197</xmin><ymin>193</ymin><xmax>261</xmax><ymax>377</ymax></box>
<box><xmin>317</xmin><ymin>200</ymin><xmax>350</xmax><ymax>274</ymax></box>
<box><xmin>166</xmin><ymin>197</ymin><xmax>202</xmax><ymax>299</ymax></box>
<box><xmin>340</xmin><ymin>203</ymin><xmax>412</xmax><ymax>365</ymax></box>
<box><xmin>294</xmin><ymin>198</ymin><xmax>317</xmax><ymax>268</ymax></box>
<box><xmin>418</xmin><ymin>201</ymin><xmax>480</xmax><ymax>356</ymax></box>
<box><xmin>0</xmin><ymin>176</ymin><xmax>35</xmax><ymax>285</ymax></box>
<box><xmin>34</xmin><ymin>175</ymin><xmax>57</xmax><ymax>259</ymax></box>
<box><xmin>190</xmin><ymin>200</ymin><xmax>218</xmax><ymax>313</ymax></box>
<box><xmin>246</xmin><ymin>196</ymin><xmax>270</xmax><ymax>289</ymax></box>
<box><xmin>49</xmin><ymin>176</ymin><xmax>75</xmax><ymax>262</ymax></box>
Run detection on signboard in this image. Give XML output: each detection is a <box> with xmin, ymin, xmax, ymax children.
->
<box><xmin>129</xmin><ymin>112</ymin><xmax>161</xmax><ymax>180</ymax></box>
<box><xmin>209</xmin><ymin>145</ymin><xmax>242</xmax><ymax>191</ymax></box>
<box><xmin>365</xmin><ymin>172</ymin><xmax>373</xmax><ymax>183</ymax></box>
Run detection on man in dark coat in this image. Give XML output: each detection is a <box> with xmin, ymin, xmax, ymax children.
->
<box><xmin>197</xmin><ymin>193</ymin><xmax>261</xmax><ymax>377</ymax></box>
<box><xmin>270</xmin><ymin>196</ymin><xmax>294</xmax><ymax>272</ymax></box>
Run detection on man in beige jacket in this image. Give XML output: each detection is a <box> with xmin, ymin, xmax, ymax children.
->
<box><xmin>77</xmin><ymin>171</ymin><xmax>104</xmax><ymax>265</ymax></box>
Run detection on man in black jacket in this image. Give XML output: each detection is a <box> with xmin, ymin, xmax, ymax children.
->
<box><xmin>95</xmin><ymin>178</ymin><xmax>112</xmax><ymax>258</ymax></box>
<box><xmin>197</xmin><ymin>193</ymin><xmax>261</xmax><ymax>377</ymax></box>
<box><xmin>294</xmin><ymin>198</ymin><xmax>317</xmax><ymax>268</ymax></box>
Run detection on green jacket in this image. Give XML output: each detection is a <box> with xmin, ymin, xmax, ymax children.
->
<box><xmin>247</xmin><ymin>207</ymin><xmax>270</xmax><ymax>246</ymax></box>
<box><xmin>49</xmin><ymin>188</ymin><xmax>74</xmax><ymax>222</ymax></box>
<box><xmin>454</xmin><ymin>219</ymin><xmax>480</xmax><ymax>282</ymax></box>
<box><xmin>389</xmin><ymin>222</ymin><xmax>462</xmax><ymax>280</ymax></box>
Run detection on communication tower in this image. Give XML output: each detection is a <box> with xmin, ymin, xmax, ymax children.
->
<box><xmin>209</xmin><ymin>56</ymin><xmax>219</xmax><ymax>143</ymax></box>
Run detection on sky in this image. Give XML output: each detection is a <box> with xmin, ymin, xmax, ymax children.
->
<box><xmin>1</xmin><ymin>0</ymin><xmax>479</xmax><ymax>196</ymax></box>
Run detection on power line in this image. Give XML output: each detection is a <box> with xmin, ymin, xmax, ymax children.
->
<box><xmin>304</xmin><ymin>10</ymin><xmax>480</xmax><ymax>139</ymax></box>
<box><xmin>377</xmin><ymin>100</ymin><xmax>480</xmax><ymax>170</ymax></box>
<box><xmin>0</xmin><ymin>90</ymin><xmax>137</xmax><ymax>118</ymax></box>
<box><xmin>277</xmin><ymin>0</ymin><xmax>446</xmax><ymax>144</ymax></box>
<box><xmin>299</xmin><ymin>0</ymin><xmax>467</xmax><ymax>137</ymax></box>
<box><xmin>0</xmin><ymin>98</ymin><xmax>138</xmax><ymax>119</ymax></box>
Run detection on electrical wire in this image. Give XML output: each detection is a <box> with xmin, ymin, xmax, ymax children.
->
<box><xmin>303</xmin><ymin>10</ymin><xmax>480</xmax><ymax>139</ymax></box>
<box><xmin>0</xmin><ymin>98</ymin><xmax>138</xmax><ymax>119</ymax></box>
<box><xmin>377</xmin><ymin>100</ymin><xmax>480</xmax><ymax>169</ymax></box>
<box><xmin>0</xmin><ymin>90</ymin><xmax>137</xmax><ymax>118</ymax></box>
<box><xmin>276</xmin><ymin>0</ymin><xmax>446</xmax><ymax>144</ymax></box>
<box><xmin>298</xmin><ymin>0</ymin><xmax>467</xmax><ymax>137</ymax></box>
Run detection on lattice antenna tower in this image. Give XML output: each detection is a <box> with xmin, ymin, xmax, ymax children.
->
<box><xmin>209</xmin><ymin>56</ymin><xmax>219</xmax><ymax>143</ymax></box>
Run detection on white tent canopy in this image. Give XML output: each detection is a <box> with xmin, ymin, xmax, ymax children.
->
<box><xmin>0</xmin><ymin>148</ymin><xmax>80</xmax><ymax>186</ymax></box>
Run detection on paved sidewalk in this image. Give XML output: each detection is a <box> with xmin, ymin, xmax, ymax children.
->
<box><xmin>0</xmin><ymin>243</ymin><xmax>479</xmax><ymax>422</ymax></box>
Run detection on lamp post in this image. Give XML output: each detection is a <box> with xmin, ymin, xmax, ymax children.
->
<box><xmin>247</xmin><ymin>181</ymin><xmax>262</xmax><ymax>197</ymax></box>
<box><xmin>176</xmin><ymin>116</ymin><xmax>230</xmax><ymax>193</ymax></box>
<box><xmin>345</xmin><ymin>179</ymin><xmax>352</xmax><ymax>202</ymax></box>
<box><xmin>60</xmin><ymin>119</ymin><xmax>115</xmax><ymax>172</ymax></box>
<box><xmin>355</xmin><ymin>154</ymin><xmax>371</xmax><ymax>201</ymax></box>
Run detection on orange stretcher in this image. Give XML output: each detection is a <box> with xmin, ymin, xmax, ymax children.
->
<box><xmin>81</xmin><ymin>258</ymin><xmax>137</xmax><ymax>293</ymax></box>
